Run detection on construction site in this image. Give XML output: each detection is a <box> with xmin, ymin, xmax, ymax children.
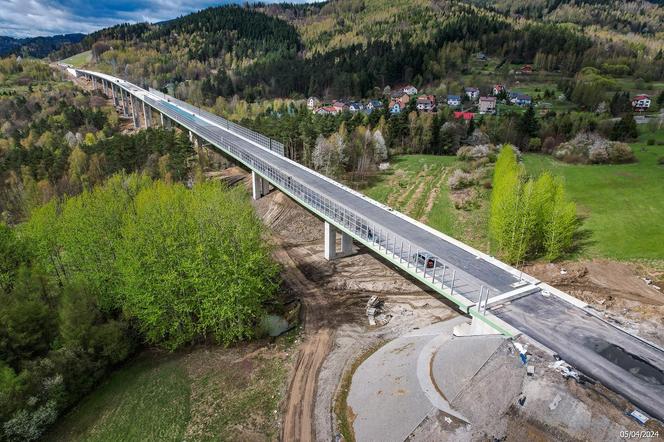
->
<box><xmin>239</xmin><ymin>166</ymin><xmax>663</xmax><ymax>441</ymax></box>
<box><xmin>72</xmin><ymin>71</ymin><xmax>664</xmax><ymax>441</ymax></box>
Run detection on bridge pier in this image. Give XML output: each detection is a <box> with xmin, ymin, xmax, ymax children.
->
<box><xmin>121</xmin><ymin>90</ymin><xmax>128</xmax><ymax>117</ymax></box>
<box><xmin>324</xmin><ymin>222</ymin><xmax>354</xmax><ymax>260</ymax></box>
<box><xmin>130</xmin><ymin>96</ymin><xmax>140</xmax><ymax>128</ymax></box>
<box><xmin>251</xmin><ymin>171</ymin><xmax>271</xmax><ymax>200</ymax></box>
<box><xmin>143</xmin><ymin>102</ymin><xmax>152</xmax><ymax>127</ymax></box>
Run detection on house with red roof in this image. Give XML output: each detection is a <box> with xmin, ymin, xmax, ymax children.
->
<box><xmin>631</xmin><ymin>94</ymin><xmax>651</xmax><ymax>112</ymax></box>
<box><xmin>454</xmin><ymin>111</ymin><xmax>475</xmax><ymax>121</ymax></box>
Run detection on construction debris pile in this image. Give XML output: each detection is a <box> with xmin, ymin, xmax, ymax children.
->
<box><xmin>366</xmin><ymin>295</ymin><xmax>393</xmax><ymax>326</ymax></box>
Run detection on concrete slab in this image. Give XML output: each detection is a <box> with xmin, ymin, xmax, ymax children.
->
<box><xmin>431</xmin><ymin>335</ymin><xmax>505</xmax><ymax>401</ymax></box>
<box><xmin>347</xmin><ymin>317</ymin><xmax>467</xmax><ymax>442</ymax></box>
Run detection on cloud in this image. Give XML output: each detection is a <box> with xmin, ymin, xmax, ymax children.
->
<box><xmin>0</xmin><ymin>0</ymin><xmax>309</xmax><ymax>38</ymax></box>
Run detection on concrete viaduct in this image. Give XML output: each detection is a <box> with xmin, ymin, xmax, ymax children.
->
<box><xmin>67</xmin><ymin>67</ymin><xmax>664</xmax><ymax>422</ymax></box>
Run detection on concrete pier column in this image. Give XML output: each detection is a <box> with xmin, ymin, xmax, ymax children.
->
<box><xmin>261</xmin><ymin>175</ymin><xmax>270</xmax><ymax>195</ymax></box>
<box><xmin>121</xmin><ymin>91</ymin><xmax>128</xmax><ymax>117</ymax></box>
<box><xmin>252</xmin><ymin>171</ymin><xmax>264</xmax><ymax>200</ymax></box>
<box><xmin>324</xmin><ymin>223</ymin><xmax>354</xmax><ymax>260</ymax></box>
<box><xmin>142</xmin><ymin>102</ymin><xmax>151</xmax><ymax>127</ymax></box>
<box><xmin>324</xmin><ymin>222</ymin><xmax>337</xmax><ymax>260</ymax></box>
<box><xmin>341</xmin><ymin>231</ymin><xmax>353</xmax><ymax>256</ymax></box>
<box><xmin>160</xmin><ymin>112</ymin><xmax>165</xmax><ymax>127</ymax></box>
<box><xmin>130</xmin><ymin>96</ymin><xmax>139</xmax><ymax>128</ymax></box>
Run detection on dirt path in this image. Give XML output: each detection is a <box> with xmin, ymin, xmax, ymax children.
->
<box><xmin>274</xmin><ymin>243</ymin><xmax>333</xmax><ymax>442</ymax></box>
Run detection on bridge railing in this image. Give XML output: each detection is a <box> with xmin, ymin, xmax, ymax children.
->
<box><xmin>144</xmin><ymin>95</ymin><xmax>487</xmax><ymax>304</ymax></box>
<box><xmin>148</xmin><ymin>88</ymin><xmax>285</xmax><ymax>157</ymax></box>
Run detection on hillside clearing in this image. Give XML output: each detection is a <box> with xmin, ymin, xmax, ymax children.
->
<box><xmin>60</xmin><ymin>50</ymin><xmax>91</xmax><ymax>67</ymax></box>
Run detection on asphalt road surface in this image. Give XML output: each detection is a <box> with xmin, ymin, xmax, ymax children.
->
<box><xmin>493</xmin><ymin>294</ymin><xmax>664</xmax><ymax>421</ymax></box>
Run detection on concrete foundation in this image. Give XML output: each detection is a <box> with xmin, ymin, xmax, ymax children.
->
<box><xmin>324</xmin><ymin>221</ymin><xmax>354</xmax><ymax>260</ymax></box>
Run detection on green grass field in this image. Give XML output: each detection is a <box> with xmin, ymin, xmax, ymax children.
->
<box><xmin>365</xmin><ymin>127</ymin><xmax>664</xmax><ymax>262</ymax></box>
<box><xmin>362</xmin><ymin>155</ymin><xmax>490</xmax><ymax>248</ymax></box>
<box><xmin>61</xmin><ymin>50</ymin><xmax>91</xmax><ymax>67</ymax></box>
<box><xmin>46</xmin><ymin>343</ymin><xmax>292</xmax><ymax>441</ymax></box>
<box><xmin>523</xmin><ymin>129</ymin><xmax>664</xmax><ymax>261</ymax></box>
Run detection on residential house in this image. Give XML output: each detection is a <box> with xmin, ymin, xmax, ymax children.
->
<box><xmin>389</xmin><ymin>100</ymin><xmax>402</xmax><ymax>114</ymax></box>
<box><xmin>447</xmin><ymin>95</ymin><xmax>461</xmax><ymax>107</ymax></box>
<box><xmin>514</xmin><ymin>94</ymin><xmax>532</xmax><ymax>107</ymax></box>
<box><xmin>493</xmin><ymin>84</ymin><xmax>505</xmax><ymax>96</ymax></box>
<box><xmin>453</xmin><ymin>111</ymin><xmax>475</xmax><ymax>121</ymax></box>
<box><xmin>632</xmin><ymin>94</ymin><xmax>651</xmax><ymax>112</ymax></box>
<box><xmin>332</xmin><ymin>100</ymin><xmax>348</xmax><ymax>113</ymax></box>
<box><xmin>314</xmin><ymin>106</ymin><xmax>339</xmax><ymax>116</ymax></box>
<box><xmin>416</xmin><ymin>95</ymin><xmax>436</xmax><ymax>112</ymax></box>
<box><xmin>476</xmin><ymin>52</ymin><xmax>487</xmax><ymax>61</ymax></box>
<box><xmin>401</xmin><ymin>85</ymin><xmax>418</xmax><ymax>95</ymax></box>
<box><xmin>508</xmin><ymin>91</ymin><xmax>519</xmax><ymax>103</ymax></box>
<box><xmin>348</xmin><ymin>102</ymin><xmax>363</xmax><ymax>112</ymax></box>
<box><xmin>307</xmin><ymin>96</ymin><xmax>320</xmax><ymax>110</ymax></box>
<box><xmin>478</xmin><ymin>96</ymin><xmax>497</xmax><ymax>114</ymax></box>
<box><xmin>518</xmin><ymin>64</ymin><xmax>533</xmax><ymax>75</ymax></box>
<box><xmin>367</xmin><ymin>100</ymin><xmax>384</xmax><ymax>111</ymax></box>
<box><xmin>465</xmin><ymin>87</ymin><xmax>480</xmax><ymax>101</ymax></box>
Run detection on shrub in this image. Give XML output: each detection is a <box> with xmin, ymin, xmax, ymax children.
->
<box><xmin>456</xmin><ymin>144</ymin><xmax>496</xmax><ymax>161</ymax></box>
<box><xmin>447</xmin><ymin>169</ymin><xmax>475</xmax><ymax>190</ymax></box>
<box><xmin>658</xmin><ymin>156</ymin><xmax>664</xmax><ymax>165</ymax></box>
<box><xmin>528</xmin><ymin>137</ymin><xmax>542</xmax><ymax>152</ymax></box>
<box><xmin>647</xmin><ymin>139</ymin><xmax>655</xmax><ymax>146</ymax></box>
<box><xmin>553</xmin><ymin>132</ymin><xmax>635</xmax><ymax>164</ymax></box>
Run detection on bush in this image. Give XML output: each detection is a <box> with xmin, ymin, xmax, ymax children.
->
<box><xmin>647</xmin><ymin>139</ymin><xmax>655</xmax><ymax>146</ymax></box>
<box><xmin>447</xmin><ymin>169</ymin><xmax>475</xmax><ymax>190</ymax></box>
<box><xmin>528</xmin><ymin>137</ymin><xmax>542</xmax><ymax>152</ymax></box>
<box><xmin>553</xmin><ymin>132</ymin><xmax>635</xmax><ymax>164</ymax></box>
<box><xmin>658</xmin><ymin>156</ymin><xmax>664</xmax><ymax>165</ymax></box>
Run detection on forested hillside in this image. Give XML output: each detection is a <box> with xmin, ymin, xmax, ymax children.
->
<box><xmin>465</xmin><ymin>0</ymin><xmax>664</xmax><ymax>35</ymax></box>
<box><xmin>54</xmin><ymin>0</ymin><xmax>664</xmax><ymax>103</ymax></box>
<box><xmin>0</xmin><ymin>34</ymin><xmax>84</xmax><ymax>59</ymax></box>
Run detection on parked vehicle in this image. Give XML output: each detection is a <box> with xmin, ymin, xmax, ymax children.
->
<box><xmin>412</xmin><ymin>251</ymin><xmax>439</xmax><ymax>268</ymax></box>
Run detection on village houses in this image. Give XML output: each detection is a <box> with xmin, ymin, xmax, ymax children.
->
<box><xmin>307</xmin><ymin>96</ymin><xmax>320</xmax><ymax>110</ymax></box>
<box><xmin>632</xmin><ymin>94</ymin><xmax>651</xmax><ymax>112</ymax></box>
<box><xmin>447</xmin><ymin>95</ymin><xmax>461</xmax><ymax>107</ymax></box>
<box><xmin>416</xmin><ymin>95</ymin><xmax>436</xmax><ymax>112</ymax></box>
<box><xmin>479</xmin><ymin>96</ymin><xmax>497</xmax><ymax>114</ymax></box>
<box><xmin>464</xmin><ymin>87</ymin><xmax>480</xmax><ymax>101</ymax></box>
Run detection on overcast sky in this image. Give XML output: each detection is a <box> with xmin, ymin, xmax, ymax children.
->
<box><xmin>0</xmin><ymin>0</ymin><xmax>307</xmax><ymax>38</ymax></box>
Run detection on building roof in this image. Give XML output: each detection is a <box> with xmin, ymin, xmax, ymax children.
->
<box><xmin>633</xmin><ymin>94</ymin><xmax>650</xmax><ymax>100</ymax></box>
<box><xmin>454</xmin><ymin>111</ymin><xmax>475</xmax><ymax>120</ymax></box>
<box><xmin>447</xmin><ymin>95</ymin><xmax>461</xmax><ymax>100</ymax></box>
<box><xmin>480</xmin><ymin>96</ymin><xmax>496</xmax><ymax>102</ymax></box>
<box><xmin>465</xmin><ymin>87</ymin><xmax>479</xmax><ymax>92</ymax></box>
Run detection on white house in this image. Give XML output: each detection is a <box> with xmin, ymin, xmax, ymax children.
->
<box><xmin>632</xmin><ymin>94</ymin><xmax>651</xmax><ymax>112</ymax></box>
<box><xmin>464</xmin><ymin>87</ymin><xmax>480</xmax><ymax>101</ymax></box>
<box><xmin>307</xmin><ymin>96</ymin><xmax>320</xmax><ymax>110</ymax></box>
<box><xmin>479</xmin><ymin>96</ymin><xmax>496</xmax><ymax>114</ymax></box>
<box><xmin>447</xmin><ymin>95</ymin><xmax>461</xmax><ymax>107</ymax></box>
<box><xmin>401</xmin><ymin>85</ymin><xmax>418</xmax><ymax>95</ymax></box>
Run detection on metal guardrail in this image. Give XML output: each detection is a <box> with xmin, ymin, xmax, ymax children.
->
<box><xmin>144</xmin><ymin>95</ymin><xmax>486</xmax><ymax>304</ymax></box>
<box><xmin>148</xmin><ymin>88</ymin><xmax>285</xmax><ymax>157</ymax></box>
